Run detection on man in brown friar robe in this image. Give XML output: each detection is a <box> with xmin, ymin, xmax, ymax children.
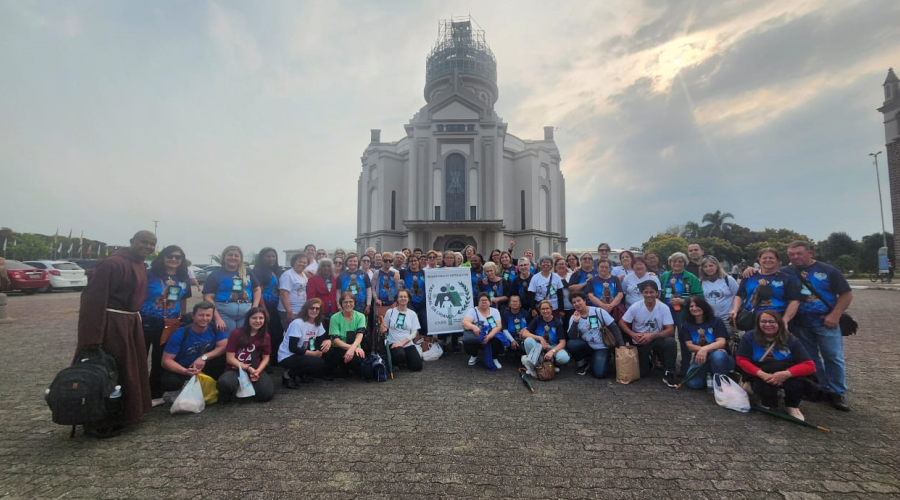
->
<box><xmin>76</xmin><ymin>230</ymin><xmax>156</xmax><ymax>436</ymax></box>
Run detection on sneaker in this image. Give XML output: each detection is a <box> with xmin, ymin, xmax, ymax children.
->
<box><xmin>785</xmin><ymin>407</ymin><xmax>805</xmax><ymax>421</ymax></box>
<box><xmin>282</xmin><ymin>376</ymin><xmax>300</xmax><ymax>390</ymax></box>
<box><xmin>576</xmin><ymin>364</ymin><xmax>589</xmax><ymax>376</ymax></box>
<box><xmin>493</xmin><ymin>359</ymin><xmax>502</xmax><ymax>370</ymax></box>
<box><xmin>151</xmin><ymin>398</ymin><xmax>165</xmax><ymax>408</ymax></box>
<box><xmin>522</xmin><ymin>358</ymin><xmax>537</xmax><ymax>378</ymax></box>
<box><xmin>830</xmin><ymin>393</ymin><xmax>851</xmax><ymax>412</ymax></box>
<box><xmin>468</xmin><ymin>356</ymin><xmax>477</xmax><ymax>366</ymax></box>
<box><xmin>663</xmin><ymin>371</ymin><xmax>677</xmax><ymax>388</ymax></box>
<box><xmin>554</xmin><ymin>367</ymin><xmax>560</xmax><ymax>373</ymax></box>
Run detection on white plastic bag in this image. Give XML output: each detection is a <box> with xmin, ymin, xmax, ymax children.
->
<box><xmin>421</xmin><ymin>341</ymin><xmax>443</xmax><ymax>362</ymax></box>
<box><xmin>170</xmin><ymin>375</ymin><xmax>205</xmax><ymax>414</ymax></box>
<box><xmin>236</xmin><ymin>368</ymin><xmax>256</xmax><ymax>398</ymax></box>
<box><xmin>713</xmin><ymin>374</ymin><xmax>750</xmax><ymax>413</ymax></box>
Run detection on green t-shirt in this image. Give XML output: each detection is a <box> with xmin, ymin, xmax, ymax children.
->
<box><xmin>328</xmin><ymin>310</ymin><xmax>367</xmax><ymax>343</ymax></box>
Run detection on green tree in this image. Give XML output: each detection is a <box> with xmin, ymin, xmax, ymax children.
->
<box><xmin>701</xmin><ymin>210</ymin><xmax>735</xmax><ymax>238</ymax></box>
<box><xmin>694</xmin><ymin>237</ymin><xmax>743</xmax><ymax>266</ymax></box>
<box><xmin>642</xmin><ymin>233</ymin><xmax>689</xmax><ymax>263</ymax></box>
<box><xmin>832</xmin><ymin>254</ymin><xmax>858</xmax><ymax>273</ymax></box>
<box><xmin>817</xmin><ymin>232</ymin><xmax>858</xmax><ymax>263</ymax></box>
<box><xmin>857</xmin><ymin>232</ymin><xmax>894</xmax><ymax>273</ymax></box>
<box><xmin>681</xmin><ymin>222</ymin><xmax>702</xmax><ymax>240</ymax></box>
<box><xmin>12</xmin><ymin>233</ymin><xmax>51</xmax><ymax>260</ymax></box>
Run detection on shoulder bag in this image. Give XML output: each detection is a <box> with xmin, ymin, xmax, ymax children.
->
<box><xmin>793</xmin><ymin>267</ymin><xmax>858</xmax><ymax>336</ymax></box>
<box><xmin>159</xmin><ymin>278</ymin><xmax>182</xmax><ymax>344</ymax></box>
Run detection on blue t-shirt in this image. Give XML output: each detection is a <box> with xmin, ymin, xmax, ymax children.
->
<box><xmin>400</xmin><ymin>269</ymin><xmax>426</xmax><ymax>305</ymax></box>
<box><xmin>339</xmin><ymin>271</ymin><xmax>371</xmax><ymax>312</ymax></box>
<box><xmin>374</xmin><ymin>269</ymin><xmax>398</xmax><ymax>305</ymax></box>
<box><xmin>502</xmin><ymin>308</ymin><xmax>529</xmax><ymax>338</ymax></box>
<box><xmin>736</xmin><ymin>271</ymin><xmax>801</xmax><ymax>315</ymax></box>
<box><xmin>782</xmin><ymin>262</ymin><xmax>851</xmax><ymax>328</ymax></box>
<box><xmin>500</xmin><ymin>266</ymin><xmax>517</xmax><ymax>284</ymax></box>
<box><xmin>587</xmin><ymin>276</ymin><xmax>620</xmax><ymax>304</ymax></box>
<box><xmin>479</xmin><ymin>279</ymin><xmax>507</xmax><ymax>302</ymax></box>
<box><xmin>141</xmin><ymin>269</ymin><xmax>191</xmax><ymax>324</ymax></box>
<box><xmin>163</xmin><ymin>325</ymin><xmax>228</xmax><ymax>368</ymax></box>
<box><xmin>510</xmin><ymin>274</ymin><xmax>533</xmax><ymax>303</ymax></box>
<box><xmin>679</xmin><ymin>317</ymin><xmax>728</xmax><ymax>346</ymax></box>
<box><xmin>470</xmin><ymin>268</ymin><xmax>485</xmax><ymax>291</ymax></box>
<box><xmin>253</xmin><ymin>268</ymin><xmax>281</xmax><ymax>308</ymax></box>
<box><xmin>569</xmin><ymin>269</ymin><xmax>595</xmax><ymax>288</ymax></box>
<box><xmin>737</xmin><ymin>331</ymin><xmax>812</xmax><ymax>364</ymax></box>
<box><xmin>526</xmin><ymin>316</ymin><xmax>565</xmax><ymax>345</ymax></box>
<box><xmin>202</xmin><ymin>268</ymin><xmax>255</xmax><ymax>303</ymax></box>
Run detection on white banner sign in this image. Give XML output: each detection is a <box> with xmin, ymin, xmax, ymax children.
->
<box><xmin>424</xmin><ymin>268</ymin><xmax>474</xmax><ymax>335</ymax></box>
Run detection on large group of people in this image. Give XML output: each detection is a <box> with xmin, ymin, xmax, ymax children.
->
<box><xmin>74</xmin><ymin>232</ymin><xmax>854</xmax><ymax>438</ymax></box>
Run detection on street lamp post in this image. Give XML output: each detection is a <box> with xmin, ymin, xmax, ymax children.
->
<box><xmin>869</xmin><ymin>151</ymin><xmax>888</xmax><ymax>250</ymax></box>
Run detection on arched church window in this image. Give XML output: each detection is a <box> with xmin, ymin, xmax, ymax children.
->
<box><xmin>445</xmin><ymin>154</ymin><xmax>466</xmax><ymax>220</ymax></box>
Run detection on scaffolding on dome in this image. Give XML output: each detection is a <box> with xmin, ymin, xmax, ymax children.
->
<box><xmin>425</xmin><ymin>16</ymin><xmax>497</xmax><ymax>85</ymax></box>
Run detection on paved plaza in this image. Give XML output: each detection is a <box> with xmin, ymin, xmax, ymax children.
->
<box><xmin>0</xmin><ymin>289</ymin><xmax>898</xmax><ymax>499</ymax></box>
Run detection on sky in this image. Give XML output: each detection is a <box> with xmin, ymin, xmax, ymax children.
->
<box><xmin>2</xmin><ymin>0</ymin><xmax>899</xmax><ymax>263</ymax></box>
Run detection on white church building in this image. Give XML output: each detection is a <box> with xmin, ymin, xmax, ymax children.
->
<box><xmin>355</xmin><ymin>17</ymin><xmax>567</xmax><ymax>256</ymax></box>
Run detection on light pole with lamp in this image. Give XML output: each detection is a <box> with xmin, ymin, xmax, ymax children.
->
<box><xmin>869</xmin><ymin>151</ymin><xmax>888</xmax><ymax>250</ymax></box>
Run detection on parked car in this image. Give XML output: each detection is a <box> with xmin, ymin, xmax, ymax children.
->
<box><xmin>69</xmin><ymin>259</ymin><xmax>103</xmax><ymax>283</ymax></box>
<box><xmin>190</xmin><ymin>265</ymin><xmax>208</xmax><ymax>284</ymax></box>
<box><xmin>23</xmin><ymin>260</ymin><xmax>88</xmax><ymax>291</ymax></box>
<box><xmin>1</xmin><ymin>260</ymin><xmax>50</xmax><ymax>295</ymax></box>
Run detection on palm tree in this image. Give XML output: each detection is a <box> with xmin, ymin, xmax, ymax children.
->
<box><xmin>701</xmin><ymin>210</ymin><xmax>735</xmax><ymax>238</ymax></box>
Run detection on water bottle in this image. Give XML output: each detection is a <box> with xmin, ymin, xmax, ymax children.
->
<box><xmin>110</xmin><ymin>385</ymin><xmax>122</xmax><ymax>399</ymax></box>
<box><xmin>706</xmin><ymin>374</ymin><xmax>713</xmax><ymax>391</ymax></box>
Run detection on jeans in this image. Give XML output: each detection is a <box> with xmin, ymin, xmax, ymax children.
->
<box><xmin>216</xmin><ymin>369</ymin><xmax>274</xmax><ymax>403</ymax></box>
<box><xmin>793</xmin><ymin>325</ymin><xmax>846</xmax><ymax>395</ymax></box>
<box><xmin>523</xmin><ymin>337</ymin><xmax>570</xmax><ymax>365</ymax></box>
<box><xmin>683</xmin><ymin>350</ymin><xmax>735</xmax><ymax>390</ymax></box>
<box><xmin>566</xmin><ymin>339</ymin><xmax>612</xmax><ymax>378</ymax></box>
<box><xmin>216</xmin><ymin>301</ymin><xmax>251</xmax><ymax>332</ymax></box>
<box><xmin>751</xmin><ymin>376</ymin><xmax>805</xmax><ymax>408</ymax></box>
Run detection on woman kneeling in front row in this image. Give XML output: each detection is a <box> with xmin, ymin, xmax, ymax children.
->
<box><xmin>380</xmin><ymin>289</ymin><xmax>424</xmax><ymax>372</ymax></box>
<box><xmin>736</xmin><ymin>311</ymin><xmax>815</xmax><ymax>421</ymax></box>
<box><xmin>520</xmin><ymin>300</ymin><xmax>570</xmax><ymax>374</ymax></box>
<box><xmin>278</xmin><ymin>298</ymin><xmax>332</xmax><ymax>388</ymax></box>
<box><xmin>327</xmin><ymin>292</ymin><xmax>367</xmax><ymax>375</ymax></box>
<box><xmin>216</xmin><ymin>307</ymin><xmax>275</xmax><ymax>403</ymax></box>
<box><xmin>565</xmin><ymin>292</ymin><xmax>626</xmax><ymax>378</ymax></box>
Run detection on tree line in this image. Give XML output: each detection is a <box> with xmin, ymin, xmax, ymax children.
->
<box><xmin>641</xmin><ymin>211</ymin><xmax>893</xmax><ymax>274</ymax></box>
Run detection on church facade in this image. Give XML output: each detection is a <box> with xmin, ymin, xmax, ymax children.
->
<box><xmin>355</xmin><ymin>17</ymin><xmax>567</xmax><ymax>256</ymax></box>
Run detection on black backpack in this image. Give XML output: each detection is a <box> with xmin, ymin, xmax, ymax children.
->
<box><xmin>46</xmin><ymin>347</ymin><xmax>120</xmax><ymax>437</ymax></box>
<box><xmin>360</xmin><ymin>353</ymin><xmax>387</xmax><ymax>382</ymax></box>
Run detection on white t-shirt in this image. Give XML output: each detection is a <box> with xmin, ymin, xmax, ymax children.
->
<box><xmin>277</xmin><ymin>268</ymin><xmax>308</xmax><ymax>313</ymax></box>
<box><xmin>278</xmin><ymin>319</ymin><xmax>325</xmax><ymax>362</ymax></box>
<box><xmin>622</xmin><ymin>274</ymin><xmax>661</xmax><ymax>308</ymax></box>
<box><xmin>568</xmin><ymin>306</ymin><xmax>616</xmax><ymax>350</ymax></box>
<box><xmin>464</xmin><ymin>307</ymin><xmax>502</xmax><ymax>334</ymax></box>
<box><xmin>305</xmin><ymin>260</ymin><xmax>319</xmax><ymax>275</ymax></box>
<box><xmin>528</xmin><ymin>272</ymin><xmax>564</xmax><ymax>310</ymax></box>
<box><xmin>621</xmin><ymin>300</ymin><xmax>674</xmax><ymax>334</ymax></box>
<box><xmin>611</xmin><ymin>266</ymin><xmax>634</xmax><ymax>279</ymax></box>
<box><xmin>383</xmin><ymin>307</ymin><xmax>421</xmax><ymax>346</ymax></box>
<box><xmin>701</xmin><ymin>276</ymin><xmax>739</xmax><ymax>321</ymax></box>
<box><xmin>187</xmin><ymin>267</ymin><xmax>196</xmax><ymax>279</ymax></box>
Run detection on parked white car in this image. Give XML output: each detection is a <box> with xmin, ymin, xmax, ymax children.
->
<box><xmin>23</xmin><ymin>260</ymin><xmax>88</xmax><ymax>291</ymax></box>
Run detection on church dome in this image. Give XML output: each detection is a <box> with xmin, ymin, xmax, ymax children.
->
<box><xmin>424</xmin><ymin>17</ymin><xmax>498</xmax><ymax>106</ymax></box>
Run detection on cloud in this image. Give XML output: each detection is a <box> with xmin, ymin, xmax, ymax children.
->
<box><xmin>207</xmin><ymin>1</ymin><xmax>263</xmax><ymax>74</ymax></box>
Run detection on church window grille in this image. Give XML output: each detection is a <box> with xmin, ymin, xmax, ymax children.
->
<box><xmin>445</xmin><ymin>154</ymin><xmax>466</xmax><ymax>220</ymax></box>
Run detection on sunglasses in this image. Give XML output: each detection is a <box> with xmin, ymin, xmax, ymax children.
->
<box><xmin>166</xmin><ymin>255</ymin><xmax>184</xmax><ymax>261</ymax></box>
<box><xmin>309</xmin><ymin>306</ymin><xmax>321</xmax><ymax>310</ymax></box>
<box><xmin>598</xmin><ymin>249</ymin><xmax>610</xmax><ymax>252</ymax></box>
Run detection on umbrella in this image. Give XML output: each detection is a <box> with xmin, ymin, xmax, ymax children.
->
<box><xmin>676</xmin><ymin>362</ymin><xmax>707</xmax><ymax>389</ymax></box>
<box><xmin>751</xmin><ymin>405</ymin><xmax>830</xmax><ymax>432</ymax></box>
<box><xmin>518</xmin><ymin>368</ymin><xmax>534</xmax><ymax>393</ymax></box>
<box><xmin>379</xmin><ymin>317</ymin><xmax>394</xmax><ymax>380</ymax></box>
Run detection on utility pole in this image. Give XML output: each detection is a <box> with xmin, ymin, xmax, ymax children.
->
<box><xmin>870</xmin><ymin>151</ymin><xmax>888</xmax><ymax>250</ymax></box>
<box><xmin>152</xmin><ymin>220</ymin><xmax>159</xmax><ymax>236</ymax></box>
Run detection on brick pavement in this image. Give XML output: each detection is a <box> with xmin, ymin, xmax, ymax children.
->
<box><xmin>0</xmin><ymin>289</ymin><xmax>898</xmax><ymax>499</ymax></box>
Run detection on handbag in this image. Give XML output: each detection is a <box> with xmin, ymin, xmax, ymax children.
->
<box><xmin>735</xmin><ymin>309</ymin><xmax>755</xmax><ymax>332</ymax></box>
<box><xmin>159</xmin><ymin>279</ymin><xmax>182</xmax><ymax>344</ymax></box>
<box><xmin>794</xmin><ymin>267</ymin><xmax>857</xmax><ymax>336</ymax></box>
<box><xmin>535</xmin><ymin>359</ymin><xmax>556</xmax><ymax>381</ymax></box>
<box><xmin>597</xmin><ymin>314</ymin><xmax>617</xmax><ymax>348</ymax></box>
